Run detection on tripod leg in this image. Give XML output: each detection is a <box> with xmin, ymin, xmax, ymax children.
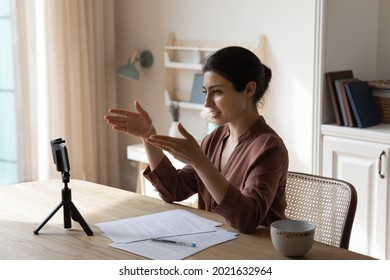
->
<box><xmin>70</xmin><ymin>202</ymin><xmax>93</xmax><ymax>236</ymax></box>
<box><xmin>33</xmin><ymin>202</ymin><xmax>63</xmax><ymax>235</ymax></box>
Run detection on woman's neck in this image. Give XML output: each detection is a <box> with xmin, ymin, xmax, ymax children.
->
<box><xmin>228</xmin><ymin>111</ymin><xmax>260</xmax><ymax>142</ymax></box>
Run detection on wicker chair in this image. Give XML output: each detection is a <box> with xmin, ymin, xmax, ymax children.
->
<box><xmin>285</xmin><ymin>171</ymin><xmax>357</xmax><ymax>249</ymax></box>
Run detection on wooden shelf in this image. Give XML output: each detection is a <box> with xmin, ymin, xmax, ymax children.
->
<box><xmin>163</xmin><ymin>51</ymin><xmax>202</xmax><ymax>70</ymax></box>
<box><xmin>164</xmin><ymin>45</ymin><xmax>218</xmax><ymax>52</ymax></box>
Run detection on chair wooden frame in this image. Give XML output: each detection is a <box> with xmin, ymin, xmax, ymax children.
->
<box><xmin>285</xmin><ymin>171</ymin><xmax>358</xmax><ymax>249</ymax></box>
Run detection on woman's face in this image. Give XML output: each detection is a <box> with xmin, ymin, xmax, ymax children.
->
<box><xmin>203</xmin><ymin>71</ymin><xmax>253</xmax><ymax>126</ymax></box>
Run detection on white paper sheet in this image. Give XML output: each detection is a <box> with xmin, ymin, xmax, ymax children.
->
<box><xmin>110</xmin><ymin>229</ymin><xmax>238</xmax><ymax>260</ymax></box>
<box><xmin>96</xmin><ymin>209</ymin><xmax>221</xmax><ymax>243</ymax></box>
<box><xmin>96</xmin><ymin>209</ymin><xmax>238</xmax><ymax>259</ymax></box>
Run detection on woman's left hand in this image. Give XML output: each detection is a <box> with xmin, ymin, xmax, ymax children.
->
<box><xmin>145</xmin><ymin>122</ymin><xmax>204</xmax><ymax>166</ymax></box>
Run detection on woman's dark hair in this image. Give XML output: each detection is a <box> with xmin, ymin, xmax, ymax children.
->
<box><xmin>202</xmin><ymin>46</ymin><xmax>271</xmax><ymax>106</ymax></box>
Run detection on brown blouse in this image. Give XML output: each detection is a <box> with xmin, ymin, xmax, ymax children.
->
<box><xmin>144</xmin><ymin>116</ymin><xmax>289</xmax><ymax>233</ymax></box>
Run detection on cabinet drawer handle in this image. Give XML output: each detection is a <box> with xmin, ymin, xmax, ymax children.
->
<box><xmin>378</xmin><ymin>151</ymin><xmax>385</xmax><ymax>179</ymax></box>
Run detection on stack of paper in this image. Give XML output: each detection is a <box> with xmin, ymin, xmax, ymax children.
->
<box><xmin>96</xmin><ymin>209</ymin><xmax>237</xmax><ymax>260</ymax></box>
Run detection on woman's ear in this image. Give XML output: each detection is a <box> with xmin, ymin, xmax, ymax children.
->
<box><xmin>245</xmin><ymin>81</ymin><xmax>256</xmax><ymax>99</ymax></box>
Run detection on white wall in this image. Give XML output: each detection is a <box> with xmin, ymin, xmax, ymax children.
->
<box><xmin>322</xmin><ymin>0</ymin><xmax>390</xmax><ymax>123</ymax></box>
<box><xmin>377</xmin><ymin>0</ymin><xmax>390</xmax><ymax>79</ymax></box>
<box><xmin>114</xmin><ymin>0</ymin><xmax>318</xmax><ymax>190</ymax></box>
<box><xmin>324</xmin><ymin>0</ymin><xmax>379</xmax><ymax>79</ymax></box>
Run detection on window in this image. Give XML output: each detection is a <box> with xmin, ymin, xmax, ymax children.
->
<box><xmin>0</xmin><ymin>0</ymin><xmax>18</xmax><ymax>185</ymax></box>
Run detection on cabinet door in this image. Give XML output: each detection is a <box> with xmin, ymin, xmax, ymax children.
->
<box><xmin>323</xmin><ymin>135</ymin><xmax>389</xmax><ymax>259</ymax></box>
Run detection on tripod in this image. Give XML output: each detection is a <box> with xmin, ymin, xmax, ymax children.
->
<box><xmin>33</xmin><ymin>171</ymin><xmax>93</xmax><ymax>236</ymax></box>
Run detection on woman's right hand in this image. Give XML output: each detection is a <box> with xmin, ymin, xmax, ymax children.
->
<box><xmin>104</xmin><ymin>100</ymin><xmax>156</xmax><ymax>140</ymax></box>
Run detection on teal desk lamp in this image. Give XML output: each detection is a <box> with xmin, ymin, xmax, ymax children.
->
<box><xmin>117</xmin><ymin>48</ymin><xmax>153</xmax><ymax>80</ymax></box>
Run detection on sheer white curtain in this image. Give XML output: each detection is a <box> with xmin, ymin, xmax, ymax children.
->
<box><xmin>13</xmin><ymin>0</ymin><xmax>119</xmax><ymax>187</ymax></box>
<box><xmin>12</xmin><ymin>0</ymin><xmax>40</xmax><ymax>182</ymax></box>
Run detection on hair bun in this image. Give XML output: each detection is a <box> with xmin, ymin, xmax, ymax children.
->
<box><xmin>263</xmin><ymin>64</ymin><xmax>272</xmax><ymax>83</ymax></box>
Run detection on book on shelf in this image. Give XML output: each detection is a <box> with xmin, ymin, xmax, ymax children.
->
<box><xmin>189</xmin><ymin>73</ymin><xmax>205</xmax><ymax>104</ymax></box>
<box><xmin>334</xmin><ymin>79</ymin><xmax>349</xmax><ymax>126</ymax></box>
<box><xmin>344</xmin><ymin>81</ymin><xmax>380</xmax><ymax>128</ymax></box>
<box><xmin>334</xmin><ymin>78</ymin><xmax>360</xmax><ymax>127</ymax></box>
<box><xmin>325</xmin><ymin>70</ymin><xmax>354</xmax><ymax>125</ymax></box>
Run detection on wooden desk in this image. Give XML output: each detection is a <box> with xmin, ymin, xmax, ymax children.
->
<box><xmin>0</xmin><ymin>180</ymin><xmax>374</xmax><ymax>260</ymax></box>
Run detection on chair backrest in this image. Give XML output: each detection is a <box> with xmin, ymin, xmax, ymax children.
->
<box><xmin>285</xmin><ymin>171</ymin><xmax>357</xmax><ymax>249</ymax></box>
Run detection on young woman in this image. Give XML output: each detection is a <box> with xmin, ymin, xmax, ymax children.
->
<box><xmin>105</xmin><ymin>46</ymin><xmax>288</xmax><ymax>233</ymax></box>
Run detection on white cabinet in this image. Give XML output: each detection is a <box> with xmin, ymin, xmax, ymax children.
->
<box><xmin>322</xmin><ymin>125</ymin><xmax>390</xmax><ymax>259</ymax></box>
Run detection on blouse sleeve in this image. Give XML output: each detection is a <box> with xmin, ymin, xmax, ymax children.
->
<box><xmin>143</xmin><ymin>155</ymin><xmax>198</xmax><ymax>202</ymax></box>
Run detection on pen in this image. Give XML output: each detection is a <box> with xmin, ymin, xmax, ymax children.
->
<box><xmin>150</xmin><ymin>238</ymin><xmax>197</xmax><ymax>247</ymax></box>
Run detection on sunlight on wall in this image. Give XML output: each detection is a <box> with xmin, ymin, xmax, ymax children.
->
<box><xmin>291</xmin><ymin>77</ymin><xmax>313</xmax><ymax>170</ymax></box>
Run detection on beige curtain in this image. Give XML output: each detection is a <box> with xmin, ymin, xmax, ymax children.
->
<box><xmin>43</xmin><ymin>0</ymin><xmax>119</xmax><ymax>187</ymax></box>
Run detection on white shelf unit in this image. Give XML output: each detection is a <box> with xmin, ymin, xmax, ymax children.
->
<box><xmin>163</xmin><ymin>32</ymin><xmax>265</xmax><ymax>108</ymax></box>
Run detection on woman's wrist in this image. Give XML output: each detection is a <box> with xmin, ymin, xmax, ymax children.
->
<box><xmin>191</xmin><ymin>151</ymin><xmax>210</xmax><ymax>170</ymax></box>
<box><xmin>142</xmin><ymin>126</ymin><xmax>157</xmax><ymax>140</ymax></box>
